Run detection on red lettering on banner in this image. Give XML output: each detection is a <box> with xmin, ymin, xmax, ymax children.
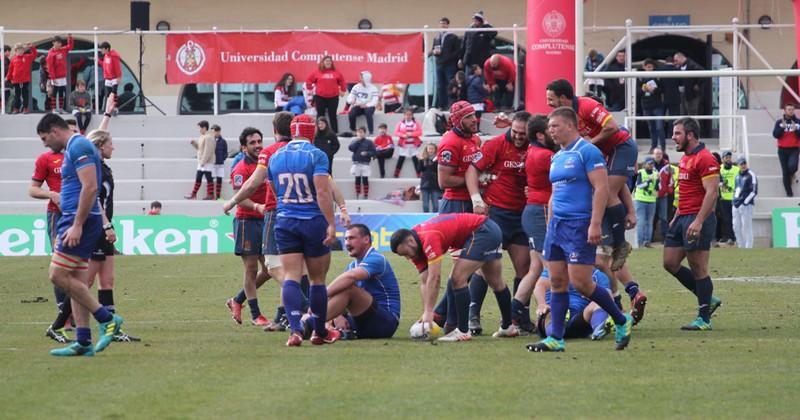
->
<box><xmin>166</xmin><ymin>32</ymin><xmax>423</xmax><ymax>84</ymax></box>
<box><xmin>526</xmin><ymin>0</ymin><xmax>576</xmax><ymax>114</ymax></box>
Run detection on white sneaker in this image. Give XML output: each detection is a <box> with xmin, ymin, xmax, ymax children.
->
<box><xmin>492</xmin><ymin>324</ymin><xmax>520</xmax><ymax>338</ymax></box>
<box><xmin>437</xmin><ymin>328</ymin><xmax>472</xmax><ymax>342</ymax></box>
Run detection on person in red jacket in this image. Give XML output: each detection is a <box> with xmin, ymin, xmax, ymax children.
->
<box><xmin>99</xmin><ymin>41</ymin><xmax>122</xmax><ymax>109</ymax></box>
<box><xmin>393</xmin><ymin>108</ymin><xmax>423</xmax><ymax>177</ymax></box>
<box><xmin>46</xmin><ymin>34</ymin><xmax>73</xmax><ymax>113</ymax></box>
<box><xmin>6</xmin><ymin>43</ymin><xmax>38</xmax><ymax>113</ymax></box>
<box><xmin>305</xmin><ymin>55</ymin><xmax>346</xmax><ymax>133</ymax></box>
<box><xmin>483</xmin><ymin>54</ymin><xmax>516</xmax><ymax>111</ymax></box>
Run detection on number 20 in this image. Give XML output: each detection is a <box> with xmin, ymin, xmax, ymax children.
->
<box><xmin>278</xmin><ymin>173</ymin><xmax>313</xmax><ymax>203</ymax></box>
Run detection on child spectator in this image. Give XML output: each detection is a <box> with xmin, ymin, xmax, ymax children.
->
<box><xmin>99</xmin><ymin>41</ymin><xmax>121</xmax><ymax>109</ymax></box>
<box><xmin>393</xmin><ymin>108</ymin><xmax>422</xmax><ymax>178</ymax></box>
<box><xmin>314</xmin><ymin>116</ymin><xmax>340</xmax><ymax>174</ymax></box>
<box><xmin>348</xmin><ymin>127</ymin><xmax>376</xmax><ymax>199</ymax></box>
<box><xmin>69</xmin><ymin>79</ymin><xmax>92</xmax><ymax>134</ymax></box>
<box><xmin>379</xmin><ymin>82</ymin><xmax>404</xmax><ymax>113</ymax></box>
<box><xmin>274</xmin><ymin>72</ymin><xmax>296</xmax><ymax>111</ymax></box>
<box><xmin>212</xmin><ymin>124</ymin><xmax>227</xmax><ymax>200</ymax></box>
<box><xmin>418</xmin><ymin>143</ymin><xmax>442</xmax><ymax>212</ymax></box>
<box><xmin>5</xmin><ymin>43</ymin><xmax>37</xmax><ymax>114</ymax></box>
<box><xmin>38</xmin><ymin>55</ymin><xmax>51</xmax><ymax>112</ymax></box>
<box><xmin>148</xmin><ymin>201</ymin><xmax>162</xmax><ymax>215</ymax></box>
<box><xmin>46</xmin><ymin>34</ymin><xmax>73</xmax><ymax>113</ymax></box>
<box><xmin>347</xmin><ymin>70</ymin><xmax>379</xmax><ymax>134</ymax></box>
<box><xmin>373</xmin><ymin>123</ymin><xmax>395</xmax><ymax>178</ymax></box>
<box><xmin>447</xmin><ymin>70</ymin><xmax>466</xmax><ymax>107</ymax></box>
<box><xmin>466</xmin><ymin>64</ymin><xmax>488</xmax><ymax>133</ymax></box>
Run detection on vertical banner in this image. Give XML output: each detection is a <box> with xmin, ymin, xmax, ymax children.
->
<box><xmin>525</xmin><ymin>0</ymin><xmax>576</xmax><ymax>114</ymax></box>
<box><xmin>795</xmin><ymin>1</ymin><xmax>800</xmax><ymax>72</ymax></box>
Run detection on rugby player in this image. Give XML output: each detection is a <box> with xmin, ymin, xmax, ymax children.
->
<box><xmin>391</xmin><ymin>213</ymin><xmax>516</xmax><ymax>342</ymax></box>
<box><xmin>533</xmin><ymin>268</ymin><xmax>612</xmax><ymax>341</ymax></box>
<box><xmin>527</xmin><ymin>107</ymin><xmax>633</xmax><ymax>352</ymax></box>
<box><xmin>37</xmin><ymin>113</ymin><xmax>122</xmax><ymax>356</ymax></box>
<box><xmin>465</xmin><ymin>111</ymin><xmax>531</xmax><ymax>334</ymax></box>
<box><xmin>663</xmin><ymin>117</ymin><xmax>723</xmax><ymax>331</ymax></box>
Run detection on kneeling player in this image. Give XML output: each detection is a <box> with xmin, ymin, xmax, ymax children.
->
<box><xmin>391</xmin><ymin>213</ymin><xmax>515</xmax><ymax>342</ymax></box>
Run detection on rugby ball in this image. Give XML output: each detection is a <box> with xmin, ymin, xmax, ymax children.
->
<box><xmin>409</xmin><ymin>321</ymin><xmax>442</xmax><ymax>340</ymax></box>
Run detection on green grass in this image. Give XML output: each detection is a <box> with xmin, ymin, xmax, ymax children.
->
<box><xmin>1</xmin><ymin>249</ymin><xmax>799</xmax><ymax>419</ymax></box>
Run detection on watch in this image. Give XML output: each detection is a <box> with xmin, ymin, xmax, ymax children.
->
<box><xmin>103</xmin><ymin>223</ymin><xmax>114</xmax><ymax>231</ymax></box>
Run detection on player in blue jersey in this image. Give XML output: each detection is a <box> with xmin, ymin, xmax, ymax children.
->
<box><xmin>527</xmin><ymin>107</ymin><xmax>633</xmax><ymax>353</ymax></box>
<box><xmin>533</xmin><ymin>268</ymin><xmax>613</xmax><ymax>340</ymax></box>
<box><xmin>318</xmin><ymin>224</ymin><xmax>401</xmax><ymax>339</ymax></box>
<box><xmin>36</xmin><ymin>114</ymin><xmax>122</xmax><ymax>356</ymax></box>
<box><xmin>267</xmin><ymin>114</ymin><xmax>341</xmax><ymax>347</ymax></box>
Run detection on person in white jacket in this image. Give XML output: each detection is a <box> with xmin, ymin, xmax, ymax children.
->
<box><xmin>347</xmin><ymin>71</ymin><xmax>379</xmax><ymax>134</ymax></box>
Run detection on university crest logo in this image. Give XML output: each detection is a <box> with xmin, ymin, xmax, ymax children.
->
<box><xmin>542</xmin><ymin>10</ymin><xmax>567</xmax><ymax>38</ymax></box>
<box><xmin>176</xmin><ymin>40</ymin><xmax>206</xmax><ymax>76</ymax></box>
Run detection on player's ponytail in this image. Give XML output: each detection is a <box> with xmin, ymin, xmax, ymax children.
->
<box><xmin>88</xmin><ymin>129</ymin><xmax>111</xmax><ymax>148</ymax></box>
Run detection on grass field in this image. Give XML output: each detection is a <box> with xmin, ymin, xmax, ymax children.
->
<box><xmin>2</xmin><ymin>248</ymin><xmax>799</xmax><ymax>419</ymax></box>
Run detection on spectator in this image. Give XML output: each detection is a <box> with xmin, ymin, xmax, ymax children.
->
<box><xmin>379</xmin><ymin>82</ymin><xmax>404</xmax><ymax>114</ymax></box>
<box><xmin>3</xmin><ymin>45</ymin><xmax>10</xmax><ymax>112</ymax></box>
<box><xmin>306</xmin><ymin>55</ymin><xmax>346</xmax><ymax>133</ymax></box>
<box><xmin>185</xmin><ymin>120</ymin><xmax>216</xmax><ymax>200</ymax></box>
<box><xmin>212</xmin><ymin>124</ymin><xmax>227</xmax><ymax>200</ymax></box>
<box><xmin>772</xmin><ymin>103</ymin><xmax>800</xmax><ymax>197</ymax></box>
<box><xmin>732</xmin><ymin>158</ymin><xmax>757</xmax><ymax>249</ymax></box>
<box><xmin>431</xmin><ymin>17</ymin><xmax>461</xmax><ymax>110</ymax></box>
<box><xmin>274</xmin><ymin>72</ymin><xmax>296</xmax><ymax>111</ymax></box>
<box><xmin>148</xmin><ymin>201</ymin><xmax>162</xmax><ymax>215</ymax></box>
<box><xmin>347</xmin><ymin>70</ymin><xmax>379</xmax><ymax>134</ymax></box>
<box><xmin>673</xmin><ymin>52</ymin><xmax>704</xmax><ymax>115</ymax></box>
<box><xmin>69</xmin><ymin>79</ymin><xmax>92</xmax><ymax>134</ymax></box>
<box><xmin>460</xmin><ymin>11</ymin><xmax>496</xmax><ymax>70</ymax></box>
<box><xmin>447</xmin><ymin>70</ymin><xmax>466</xmax><ymax>106</ymax></box>
<box><xmin>633</xmin><ymin>157</ymin><xmax>658</xmax><ymax>247</ymax></box>
<box><xmin>465</xmin><ymin>64</ymin><xmax>488</xmax><ymax>133</ymax></box>
<box><xmin>718</xmin><ymin>151</ymin><xmax>738</xmax><ymax>245</ymax></box>
<box><xmin>393</xmin><ymin>108</ymin><xmax>422</xmax><ymax>178</ymax></box>
<box><xmin>46</xmin><ymin>34</ymin><xmax>73</xmax><ymax>113</ymax></box>
<box><xmin>374</xmin><ymin>123</ymin><xmax>394</xmax><ymax>178</ymax></box>
<box><xmin>6</xmin><ymin>43</ymin><xmax>37</xmax><ymax>114</ymax></box>
<box><xmin>38</xmin><ymin>55</ymin><xmax>51</xmax><ymax>112</ymax></box>
<box><xmin>348</xmin><ymin>127</ymin><xmax>376</xmax><ymax>199</ymax></box>
<box><xmin>314</xmin><ymin>116</ymin><xmax>340</xmax><ymax>174</ymax></box>
<box><xmin>604</xmin><ymin>50</ymin><xmax>626</xmax><ymax>111</ymax></box>
<box><xmin>585</xmin><ymin>49</ymin><xmax>605</xmax><ymax>98</ymax></box>
<box><xmin>230</xmin><ymin>145</ymin><xmax>245</xmax><ymax>172</ymax></box>
<box><xmin>117</xmin><ymin>83</ymin><xmax>137</xmax><ymax>112</ymax></box>
<box><xmin>484</xmin><ymin>53</ymin><xmax>515</xmax><ymax>112</ymax></box>
<box><xmin>418</xmin><ymin>143</ymin><xmax>441</xmax><ymax>212</ymax></box>
<box><xmin>640</xmin><ymin>58</ymin><xmax>666</xmax><ymax>152</ymax></box>
<box><xmin>653</xmin><ymin>148</ymin><xmax>673</xmax><ymax>241</ymax></box>
<box><xmin>99</xmin><ymin>41</ymin><xmax>121</xmax><ymax>109</ymax></box>
<box><xmin>660</xmin><ymin>56</ymin><xmax>682</xmax><ymax>137</ymax></box>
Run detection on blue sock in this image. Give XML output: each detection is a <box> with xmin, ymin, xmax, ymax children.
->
<box><xmin>453</xmin><ymin>286</ymin><xmax>470</xmax><ymax>333</ymax></box>
<box><xmin>695</xmin><ymin>276</ymin><xmax>713</xmax><ymax>323</ymax></box>
<box><xmin>511</xmin><ymin>298</ymin><xmax>529</xmax><ymax>325</ymax></box>
<box><xmin>624</xmin><ymin>282</ymin><xmax>640</xmax><ymax>300</ymax></box>
<box><xmin>282</xmin><ymin>280</ymin><xmax>304</xmax><ymax>334</ymax></box>
<box><xmin>234</xmin><ymin>290</ymin><xmax>247</xmax><ymax>305</ymax></box>
<box><xmin>76</xmin><ymin>327</ymin><xmax>92</xmax><ymax>347</ymax></box>
<box><xmin>589</xmin><ymin>286</ymin><xmax>627</xmax><ymax>325</ymax></box>
<box><xmin>672</xmin><ymin>266</ymin><xmax>698</xmax><ymax>295</ymax></box>
<box><xmin>590</xmin><ymin>309</ymin><xmax>609</xmax><ymax>330</ymax></box>
<box><xmin>613</xmin><ymin>294</ymin><xmax>623</xmax><ymax>311</ymax></box>
<box><xmin>53</xmin><ymin>285</ymin><xmax>67</xmax><ymax>306</ymax></box>
<box><xmin>468</xmin><ymin>274</ymin><xmax>488</xmax><ymax>320</ymax></box>
<box><xmin>445</xmin><ymin>279</ymin><xmax>457</xmax><ymax>327</ymax></box>
<box><xmin>512</xmin><ymin>277</ymin><xmax>522</xmax><ymax>296</ymax></box>
<box><xmin>309</xmin><ymin>284</ymin><xmax>328</xmax><ymax>337</ymax></box>
<box><xmin>92</xmin><ymin>306</ymin><xmax>113</xmax><ymax>323</ymax></box>
<box><xmin>248</xmin><ymin>299</ymin><xmax>261</xmax><ymax>320</ymax></box>
<box><xmin>605</xmin><ymin>203</ymin><xmax>627</xmax><ymax>247</ymax></box>
<box><xmin>549</xmin><ymin>292</ymin><xmax>569</xmax><ymax>340</ymax></box>
<box><xmin>300</xmin><ymin>275</ymin><xmax>310</xmax><ymax>299</ymax></box>
<box><xmin>494</xmin><ymin>287</ymin><xmax>512</xmax><ymax>329</ymax></box>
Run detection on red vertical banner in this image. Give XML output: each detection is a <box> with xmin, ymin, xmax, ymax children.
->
<box><xmin>525</xmin><ymin>0</ymin><xmax>576</xmax><ymax>114</ymax></box>
<box><xmin>794</xmin><ymin>1</ymin><xmax>800</xmax><ymax>73</ymax></box>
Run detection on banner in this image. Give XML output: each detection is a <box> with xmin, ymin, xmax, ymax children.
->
<box><xmin>772</xmin><ymin>208</ymin><xmax>800</xmax><ymax>248</ymax></box>
<box><xmin>525</xmin><ymin>0</ymin><xmax>576</xmax><ymax>114</ymax></box>
<box><xmin>795</xmin><ymin>1</ymin><xmax>800</xmax><ymax>75</ymax></box>
<box><xmin>0</xmin><ymin>214</ymin><xmax>432</xmax><ymax>256</ymax></box>
<box><xmin>166</xmin><ymin>32</ymin><xmax>423</xmax><ymax>84</ymax></box>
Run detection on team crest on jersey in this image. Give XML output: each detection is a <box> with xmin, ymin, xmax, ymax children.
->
<box><xmin>176</xmin><ymin>40</ymin><xmax>206</xmax><ymax>76</ymax></box>
<box><xmin>564</xmin><ymin>156</ymin><xmax>575</xmax><ymax>169</ymax></box>
<box><xmin>440</xmin><ymin>150</ymin><xmax>453</xmax><ymax>164</ymax></box>
<box><xmin>542</xmin><ymin>10</ymin><xmax>567</xmax><ymax>37</ymax></box>
<box><xmin>233</xmin><ymin>174</ymin><xmax>244</xmax><ymax>187</ymax></box>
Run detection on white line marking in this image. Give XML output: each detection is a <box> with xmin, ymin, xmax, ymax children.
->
<box><xmin>715</xmin><ymin>276</ymin><xmax>800</xmax><ymax>285</ymax></box>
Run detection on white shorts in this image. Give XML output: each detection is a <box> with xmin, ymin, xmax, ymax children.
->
<box><xmin>213</xmin><ymin>164</ymin><xmax>225</xmax><ymax>178</ymax></box>
<box><xmin>51</xmin><ymin>78</ymin><xmax>67</xmax><ymax>87</ymax></box>
<box><xmin>471</xmin><ymin>102</ymin><xmax>485</xmax><ymax>112</ymax></box>
<box><xmin>350</xmin><ymin>163</ymin><xmax>371</xmax><ymax>177</ymax></box>
<box><xmin>197</xmin><ymin>163</ymin><xmax>214</xmax><ymax>172</ymax></box>
<box><xmin>398</xmin><ymin>144</ymin><xmax>419</xmax><ymax>158</ymax></box>
<box><xmin>104</xmin><ymin>78</ymin><xmax>118</xmax><ymax>87</ymax></box>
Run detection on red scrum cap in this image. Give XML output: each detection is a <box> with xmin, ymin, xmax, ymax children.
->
<box><xmin>449</xmin><ymin>100</ymin><xmax>475</xmax><ymax>130</ymax></box>
<box><xmin>290</xmin><ymin>114</ymin><xmax>316</xmax><ymax>140</ymax></box>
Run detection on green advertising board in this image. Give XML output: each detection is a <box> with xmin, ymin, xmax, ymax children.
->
<box><xmin>771</xmin><ymin>207</ymin><xmax>800</xmax><ymax>248</ymax></box>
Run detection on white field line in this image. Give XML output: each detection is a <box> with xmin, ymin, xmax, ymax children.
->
<box><xmin>714</xmin><ymin>276</ymin><xmax>800</xmax><ymax>285</ymax></box>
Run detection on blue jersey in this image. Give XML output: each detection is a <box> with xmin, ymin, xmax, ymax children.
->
<box><xmin>549</xmin><ymin>138</ymin><xmax>606</xmax><ymax>219</ymax></box>
<box><xmin>542</xmin><ymin>268</ymin><xmax>611</xmax><ymax>314</ymax></box>
<box><xmin>347</xmin><ymin>248</ymin><xmax>401</xmax><ymax>319</ymax></box>
<box><xmin>267</xmin><ymin>140</ymin><xmax>330</xmax><ymax>219</ymax></box>
<box><xmin>60</xmin><ymin>134</ymin><xmax>102</xmax><ymax>216</ymax></box>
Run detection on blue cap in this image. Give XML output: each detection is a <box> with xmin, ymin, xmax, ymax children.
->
<box><xmin>644</xmin><ymin>157</ymin><xmax>655</xmax><ymax>164</ymax></box>
<box><xmin>722</xmin><ymin>150</ymin><xmax>733</xmax><ymax>157</ymax></box>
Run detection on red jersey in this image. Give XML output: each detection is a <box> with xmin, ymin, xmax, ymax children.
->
<box><xmin>305</xmin><ymin>69</ymin><xmax>346</xmax><ymax>98</ymax></box>
<box><xmin>437</xmin><ymin>129</ymin><xmax>481</xmax><ymax>201</ymax></box>
<box><xmin>525</xmin><ymin>142</ymin><xmax>554</xmax><ymax>205</ymax></box>
<box><xmin>6</xmin><ymin>47</ymin><xmax>38</xmax><ymax>84</ymax></box>
<box><xmin>472</xmin><ymin>132</ymin><xmax>527</xmax><ymax>211</ymax></box>
<box><xmin>32</xmin><ymin>150</ymin><xmax>63</xmax><ymax>213</ymax></box>
<box><xmin>102</xmin><ymin>50</ymin><xmax>122</xmax><ymax>80</ymax></box>
<box><xmin>46</xmin><ymin>36</ymin><xmax>73</xmax><ymax>79</ymax></box>
<box><xmin>573</xmin><ymin>96</ymin><xmax>630</xmax><ymax>157</ymax></box>
<box><xmin>409</xmin><ymin>213</ymin><xmax>488</xmax><ymax>272</ymax></box>
<box><xmin>374</xmin><ymin>134</ymin><xmax>394</xmax><ymax>151</ymax></box>
<box><xmin>676</xmin><ymin>144</ymin><xmax>720</xmax><ymax>216</ymax></box>
<box><xmin>231</xmin><ymin>154</ymin><xmax>267</xmax><ymax>219</ymax></box>
<box><xmin>256</xmin><ymin>140</ymin><xmax>292</xmax><ymax>211</ymax></box>
<box><xmin>483</xmin><ymin>55</ymin><xmax>516</xmax><ymax>86</ymax></box>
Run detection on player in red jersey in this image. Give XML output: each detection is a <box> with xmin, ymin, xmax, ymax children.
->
<box><xmin>663</xmin><ymin>118</ymin><xmax>722</xmax><ymax>331</ymax></box>
<box><xmin>390</xmin><ymin>213</ymin><xmax>514</xmax><ymax>341</ymax></box>
<box><xmin>464</xmin><ymin>111</ymin><xmax>531</xmax><ymax>336</ymax></box>
<box><xmin>546</xmin><ymin>79</ymin><xmax>637</xmax><ymax>271</ymax></box>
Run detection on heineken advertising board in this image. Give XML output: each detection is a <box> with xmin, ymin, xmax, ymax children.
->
<box><xmin>772</xmin><ymin>208</ymin><xmax>800</xmax><ymax>248</ymax></box>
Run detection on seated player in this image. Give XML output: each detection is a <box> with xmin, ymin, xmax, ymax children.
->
<box><xmin>533</xmin><ymin>268</ymin><xmax>613</xmax><ymax>341</ymax></box>
<box><xmin>390</xmin><ymin>213</ymin><xmax>515</xmax><ymax>342</ymax></box>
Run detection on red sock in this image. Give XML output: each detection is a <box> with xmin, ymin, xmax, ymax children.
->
<box><xmin>191</xmin><ymin>181</ymin><xmax>201</xmax><ymax>196</ymax></box>
<box><xmin>215</xmin><ymin>180</ymin><xmax>222</xmax><ymax>199</ymax></box>
<box><xmin>206</xmin><ymin>182</ymin><xmax>215</xmax><ymax>198</ymax></box>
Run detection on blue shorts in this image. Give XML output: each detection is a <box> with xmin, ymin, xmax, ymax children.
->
<box><xmin>522</xmin><ymin>204</ymin><xmax>547</xmax><ymax>252</ymax></box>
<box><xmin>234</xmin><ymin>217</ymin><xmax>264</xmax><ymax>256</ymax></box>
<box><xmin>353</xmin><ymin>302</ymin><xmax>400</xmax><ymax>339</ymax></box>
<box><xmin>261</xmin><ymin>210</ymin><xmax>279</xmax><ymax>255</ymax></box>
<box><xmin>665</xmin><ymin>213</ymin><xmax>717</xmax><ymax>251</ymax></box>
<box><xmin>607</xmin><ymin>137</ymin><xmax>638</xmax><ymax>177</ymax></box>
<box><xmin>542</xmin><ymin>217</ymin><xmax>597</xmax><ymax>265</ymax></box>
<box><xmin>46</xmin><ymin>210</ymin><xmax>62</xmax><ymax>248</ymax></box>
<box><xmin>54</xmin><ymin>213</ymin><xmax>103</xmax><ymax>260</ymax></box>
<box><xmin>439</xmin><ymin>198</ymin><xmax>472</xmax><ymax>214</ymax></box>
<box><xmin>489</xmin><ymin>206</ymin><xmax>528</xmax><ymax>248</ymax></box>
<box><xmin>460</xmin><ymin>219</ymin><xmax>503</xmax><ymax>262</ymax></box>
<box><xmin>275</xmin><ymin>215</ymin><xmax>330</xmax><ymax>257</ymax></box>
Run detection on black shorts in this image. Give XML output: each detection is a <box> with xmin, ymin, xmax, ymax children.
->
<box><xmin>489</xmin><ymin>206</ymin><xmax>528</xmax><ymax>248</ymax></box>
<box><xmin>665</xmin><ymin>213</ymin><xmax>717</xmax><ymax>251</ymax></box>
<box><xmin>352</xmin><ymin>302</ymin><xmax>399</xmax><ymax>339</ymax></box>
<box><xmin>563</xmin><ymin>309</ymin><xmax>593</xmax><ymax>339</ymax></box>
<box><xmin>90</xmin><ymin>234</ymin><xmax>116</xmax><ymax>261</ymax></box>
